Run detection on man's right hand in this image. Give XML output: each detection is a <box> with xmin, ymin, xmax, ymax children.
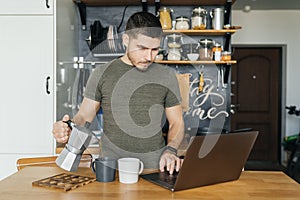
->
<box><xmin>52</xmin><ymin>114</ymin><xmax>72</xmax><ymax>143</ymax></box>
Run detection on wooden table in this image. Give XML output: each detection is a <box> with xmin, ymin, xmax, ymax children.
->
<box><xmin>0</xmin><ymin>167</ymin><xmax>300</xmax><ymax>200</ymax></box>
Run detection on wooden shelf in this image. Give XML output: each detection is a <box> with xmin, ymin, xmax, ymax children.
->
<box><xmin>155</xmin><ymin>60</ymin><xmax>237</xmax><ymax>65</ymax></box>
<box><xmin>73</xmin><ymin>0</ymin><xmax>236</xmax><ymax>6</ymax></box>
<box><xmin>163</xmin><ymin>29</ymin><xmax>239</xmax><ymax>36</ymax></box>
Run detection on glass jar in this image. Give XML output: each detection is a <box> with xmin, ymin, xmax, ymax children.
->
<box><xmin>221</xmin><ymin>51</ymin><xmax>231</xmax><ymax>61</ymax></box>
<box><xmin>175</xmin><ymin>16</ymin><xmax>190</xmax><ymax>30</ymax></box>
<box><xmin>159</xmin><ymin>7</ymin><xmax>172</xmax><ymax>30</ymax></box>
<box><xmin>168</xmin><ymin>48</ymin><xmax>181</xmax><ymax>61</ymax></box>
<box><xmin>191</xmin><ymin>7</ymin><xmax>207</xmax><ymax>30</ymax></box>
<box><xmin>166</xmin><ymin>34</ymin><xmax>182</xmax><ymax>48</ymax></box>
<box><xmin>199</xmin><ymin>39</ymin><xmax>214</xmax><ymax>60</ymax></box>
<box><xmin>212</xmin><ymin>43</ymin><xmax>222</xmax><ymax>61</ymax></box>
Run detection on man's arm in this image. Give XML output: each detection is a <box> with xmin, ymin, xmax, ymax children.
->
<box><xmin>165</xmin><ymin>105</ymin><xmax>184</xmax><ymax>149</ymax></box>
<box><xmin>72</xmin><ymin>97</ymin><xmax>101</xmax><ymax>126</ymax></box>
<box><xmin>159</xmin><ymin>104</ymin><xmax>184</xmax><ymax>174</ymax></box>
<box><xmin>52</xmin><ymin>97</ymin><xmax>100</xmax><ymax>143</ymax></box>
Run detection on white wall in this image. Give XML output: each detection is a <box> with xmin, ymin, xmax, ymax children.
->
<box><xmin>232</xmin><ymin>10</ymin><xmax>300</xmax><ymax>137</ymax></box>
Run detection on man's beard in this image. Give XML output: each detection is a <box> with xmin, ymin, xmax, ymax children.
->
<box><xmin>127</xmin><ymin>52</ymin><xmax>151</xmax><ymax>72</ymax></box>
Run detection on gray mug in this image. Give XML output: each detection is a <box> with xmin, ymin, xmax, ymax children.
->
<box><xmin>92</xmin><ymin>157</ymin><xmax>117</xmax><ymax>182</ymax></box>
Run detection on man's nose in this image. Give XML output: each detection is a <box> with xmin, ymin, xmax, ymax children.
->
<box><xmin>144</xmin><ymin>49</ymin><xmax>152</xmax><ymax>61</ymax></box>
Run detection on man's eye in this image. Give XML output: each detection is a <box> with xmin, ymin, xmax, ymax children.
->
<box><xmin>137</xmin><ymin>46</ymin><xmax>147</xmax><ymax>50</ymax></box>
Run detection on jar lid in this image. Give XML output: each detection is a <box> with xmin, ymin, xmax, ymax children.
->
<box><xmin>199</xmin><ymin>39</ymin><xmax>214</xmax><ymax>46</ymax></box>
<box><xmin>214</xmin><ymin>43</ymin><xmax>222</xmax><ymax>47</ymax></box>
<box><xmin>213</xmin><ymin>7</ymin><xmax>224</xmax><ymax>11</ymax></box>
<box><xmin>176</xmin><ymin>16</ymin><xmax>189</xmax><ymax>21</ymax></box>
<box><xmin>222</xmin><ymin>51</ymin><xmax>231</xmax><ymax>55</ymax></box>
<box><xmin>159</xmin><ymin>7</ymin><xmax>172</xmax><ymax>12</ymax></box>
<box><xmin>192</xmin><ymin>7</ymin><xmax>207</xmax><ymax>14</ymax></box>
<box><xmin>166</xmin><ymin>33</ymin><xmax>182</xmax><ymax>39</ymax></box>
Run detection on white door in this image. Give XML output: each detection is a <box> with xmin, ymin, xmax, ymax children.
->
<box><xmin>0</xmin><ymin>16</ymin><xmax>54</xmax><ymax>154</ymax></box>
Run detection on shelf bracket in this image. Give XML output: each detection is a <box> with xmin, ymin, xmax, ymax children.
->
<box><xmin>142</xmin><ymin>0</ymin><xmax>148</xmax><ymax>12</ymax></box>
<box><xmin>155</xmin><ymin>0</ymin><xmax>161</xmax><ymax>16</ymax></box>
<box><xmin>76</xmin><ymin>2</ymin><xmax>87</xmax><ymax>30</ymax></box>
<box><xmin>224</xmin><ymin>32</ymin><xmax>231</xmax><ymax>52</ymax></box>
<box><xmin>224</xmin><ymin>0</ymin><xmax>232</xmax><ymax>27</ymax></box>
<box><xmin>224</xmin><ymin>64</ymin><xmax>231</xmax><ymax>87</ymax></box>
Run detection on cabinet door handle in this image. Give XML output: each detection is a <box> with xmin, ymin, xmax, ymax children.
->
<box><xmin>231</xmin><ymin>104</ymin><xmax>240</xmax><ymax>108</ymax></box>
<box><xmin>45</xmin><ymin>0</ymin><xmax>50</xmax><ymax>9</ymax></box>
<box><xmin>46</xmin><ymin>76</ymin><xmax>50</xmax><ymax>94</ymax></box>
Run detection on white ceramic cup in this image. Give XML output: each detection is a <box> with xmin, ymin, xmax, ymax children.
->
<box><xmin>118</xmin><ymin>158</ymin><xmax>144</xmax><ymax>184</ymax></box>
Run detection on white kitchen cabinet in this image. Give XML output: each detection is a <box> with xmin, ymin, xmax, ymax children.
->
<box><xmin>0</xmin><ymin>0</ymin><xmax>53</xmax><ymax>14</ymax></box>
<box><xmin>0</xmin><ymin>0</ymin><xmax>55</xmax><ymax>180</ymax></box>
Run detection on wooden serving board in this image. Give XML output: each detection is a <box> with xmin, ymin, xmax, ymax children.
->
<box><xmin>32</xmin><ymin>173</ymin><xmax>96</xmax><ymax>191</ymax></box>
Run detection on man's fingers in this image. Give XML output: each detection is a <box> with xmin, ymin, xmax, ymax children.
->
<box><xmin>160</xmin><ymin>151</ymin><xmax>184</xmax><ymax>174</ymax></box>
<box><xmin>175</xmin><ymin>158</ymin><xmax>181</xmax><ymax>172</ymax></box>
<box><xmin>62</xmin><ymin>114</ymin><xmax>70</xmax><ymax>122</ymax></box>
<box><xmin>168</xmin><ymin>159</ymin><xmax>175</xmax><ymax>174</ymax></box>
<box><xmin>159</xmin><ymin>157</ymin><xmax>166</xmax><ymax>172</ymax></box>
<box><xmin>52</xmin><ymin>117</ymin><xmax>71</xmax><ymax>144</ymax></box>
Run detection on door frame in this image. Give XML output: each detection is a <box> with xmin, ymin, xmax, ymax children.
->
<box><xmin>232</xmin><ymin>44</ymin><xmax>287</xmax><ymax>164</ymax></box>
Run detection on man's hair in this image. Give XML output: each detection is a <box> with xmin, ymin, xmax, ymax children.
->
<box><xmin>125</xmin><ymin>12</ymin><xmax>163</xmax><ymax>39</ymax></box>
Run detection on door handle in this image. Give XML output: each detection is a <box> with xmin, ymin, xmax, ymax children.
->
<box><xmin>230</xmin><ymin>104</ymin><xmax>240</xmax><ymax>115</ymax></box>
<box><xmin>45</xmin><ymin>0</ymin><xmax>50</xmax><ymax>9</ymax></box>
<box><xmin>231</xmin><ymin>104</ymin><xmax>240</xmax><ymax>108</ymax></box>
<box><xmin>46</xmin><ymin>76</ymin><xmax>50</xmax><ymax>94</ymax></box>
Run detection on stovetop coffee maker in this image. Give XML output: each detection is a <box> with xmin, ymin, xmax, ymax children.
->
<box><xmin>56</xmin><ymin>120</ymin><xmax>93</xmax><ymax>171</ymax></box>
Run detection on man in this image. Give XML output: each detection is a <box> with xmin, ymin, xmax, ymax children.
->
<box><xmin>52</xmin><ymin>12</ymin><xmax>184</xmax><ymax>174</ymax></box>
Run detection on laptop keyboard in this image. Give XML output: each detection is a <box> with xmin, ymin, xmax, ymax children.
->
<box><xmin>141</xmin><ymin>170</ymin><xmax>180</xmax><ymax>190</ymax></box>
<box><xmin>157</xmin><ymin>170</ymin><xmax>179</xmax><ymax>186</ymax></box>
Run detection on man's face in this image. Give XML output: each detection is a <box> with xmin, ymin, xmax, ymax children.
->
<box><xmin>125</xmin><ymin>34</ymin><xmax>161</xmax><ymax>71</ymax></box>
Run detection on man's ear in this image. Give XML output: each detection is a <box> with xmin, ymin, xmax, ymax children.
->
<box><xmin>122</xmin><ymin>34</ymin><xmax>129</xmax><ymax>48</ymax></box>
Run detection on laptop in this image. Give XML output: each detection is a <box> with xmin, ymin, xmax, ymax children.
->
<box><xmin>141</xmin><ymin>131</ymin><xmax>258</xmax><ymax>191</ymax></box>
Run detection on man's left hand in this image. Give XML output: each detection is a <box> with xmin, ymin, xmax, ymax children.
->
<box><xmin>159</xmin><ymin>151</ymin><xmax>182</xmax><ymax>174</ymax></box>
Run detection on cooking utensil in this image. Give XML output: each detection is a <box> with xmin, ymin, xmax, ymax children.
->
<box><xmin>198</xmin><ymin>72</ymin><xmax>205</xmax><ymax>92</ymax></box>
<box><xmin>107</xmin><ymin>25</ymin><xmax>116</xmax><ymax>53</ymax></box>
<box><xmin>210</xmin><ymin>8</ymin><xmax>224</xmax><ymax>30</ymax></box>
<box><xmin>216</xmin><ymin>64</ymin><xmax>226</xmax><ymax>90</ymax></box>
<box><xmin>56</xmin><ymin>121</ymin><xmax>93</xmax><ymax>172</ymax></box>
<box><xmin>217</xmin><ymin>65</ymin><xmax>221</xmax><ymax>91</ymax></box>
<box><xmin>89</xmin><ymin>20</ymin><xmax>108</xmax><ymax>50</ymax></box>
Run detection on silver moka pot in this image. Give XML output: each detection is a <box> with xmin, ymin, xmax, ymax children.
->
<box><xmin>56</xmin><ymin>120</ymin><xmax>93</xmax><ymax>171</ymax></box>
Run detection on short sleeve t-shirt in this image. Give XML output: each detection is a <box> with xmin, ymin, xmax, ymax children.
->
<box><xmin>84</xmin><ymin>58</ymin><xmax>181</xmax><ymax>167</ymax></box>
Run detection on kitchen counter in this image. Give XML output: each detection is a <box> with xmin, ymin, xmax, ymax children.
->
<box><xmin>1</xmin><ymin>166</ymin><xmax>300</xmax><ymax>200</ymax></box>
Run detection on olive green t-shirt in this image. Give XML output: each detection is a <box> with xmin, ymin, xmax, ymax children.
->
<box><xmin>84</xmin><ymin>58</ymin><xmax>181</xmax><ymax>168</ymax></box>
